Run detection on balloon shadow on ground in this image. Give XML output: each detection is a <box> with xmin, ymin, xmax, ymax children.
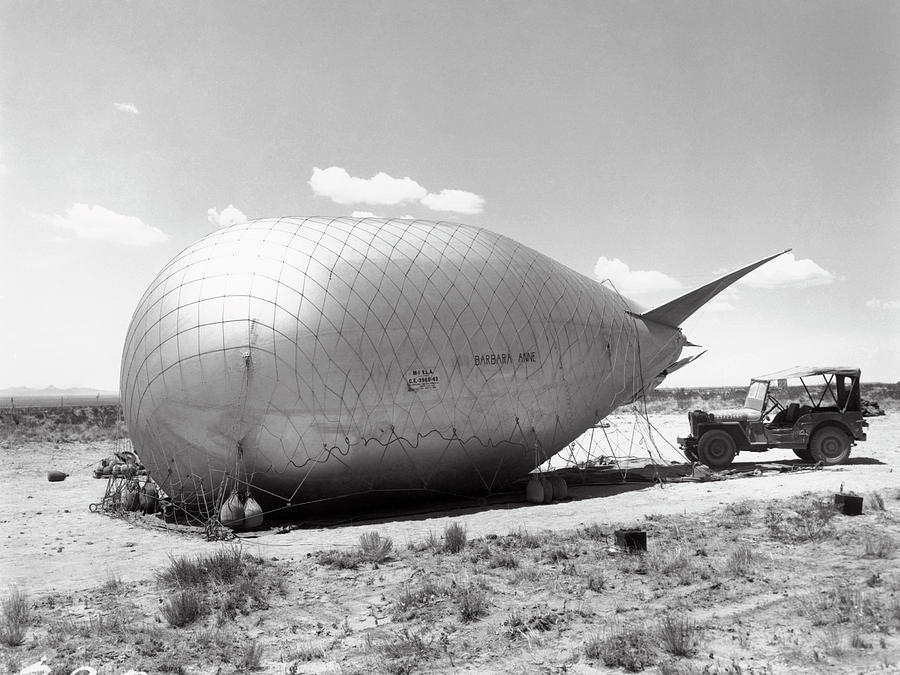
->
<box><xmin>253</xmin><ymin>455</ymin><xmax>884</xmax><ymax>532</ymax></box>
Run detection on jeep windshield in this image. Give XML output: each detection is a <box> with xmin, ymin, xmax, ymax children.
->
<box><xmin>743</xmin><ymin>380</ymin><xmax>768</xmax><ymax>413</ymax></box>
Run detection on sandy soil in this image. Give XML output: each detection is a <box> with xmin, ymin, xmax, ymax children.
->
<box><xmin>3</xmin><ymin>413</ymin><xmax>897</xmax><ymax>596</ymax></box>
<box><xmin>1</xmin><ymin>412</ymin><xmax>898</xmax><ymax>674</ymax></box>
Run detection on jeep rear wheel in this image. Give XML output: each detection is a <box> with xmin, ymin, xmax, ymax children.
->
<box><xmin>809</xmin><ymin>427</ymin><xmax>851</xmax><ymax>465</ymax></box>
<box><xmin>793</xmin><ymin>448</ymin><xmax>814</xmax><ymax>462</ymax></box>
<box><xmin>698</xmin><ymin>430</ymin><xmax>736</xmax><ymax>470</ymax></box>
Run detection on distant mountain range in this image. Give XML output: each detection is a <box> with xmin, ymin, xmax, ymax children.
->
<box><xmin>0</xmin><ymin>386</ymin><xmax>118</xmax><ymax>397</ymax></box>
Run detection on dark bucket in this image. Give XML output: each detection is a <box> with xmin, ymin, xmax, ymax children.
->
<box><xmin>834</xmin><ymin>493</ymin><xmax>863</xmax><ymax>516</ymax></box>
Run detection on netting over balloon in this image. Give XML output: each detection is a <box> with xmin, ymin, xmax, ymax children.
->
<box><xmin>120</xmin><ymin>217</ymin><xmax>686</xmax><ymax>523</ymax></box>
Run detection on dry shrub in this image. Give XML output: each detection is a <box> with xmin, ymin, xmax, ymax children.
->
<box><xmin>391</xmin><ymin>579</ymin><xmax>447</xmax><ymax>621</ymax></box>
<box><xmin>0</xmin><ymin>588</ymin><xmax>29</xmax><ymax>647</ymax></box>
<box><xmin>316</xmin><ymin>548</ymin><xmax>361</xmax><ymax>569</ymax></box>
<box><xmin>587</xmin><ymin>571</ymin><xmax>607</xmax><ymax>592</ymax></box>
<box><xmin>158</xmin><ymin>545</ymin><xmax>246</xmax><ymax>587</ymax></box>
<box><xmin>157</xmin><ymin>546</ymin><xmax>282</xmax><ymax>624</ymax></box>
<box><xmin>359</xmin><ymin>531</ymin><xmax>394</xmax><ymax>563</ymax></box>
<box><xmin>658</xmin><ymin>614</ymin><xmax>700</xmax><ymax>657</ymax></box>
<box><xmin>454</xmin><ymin>581</ymin><xmax>488</xmax><ymax>622</ymax></box>
<box><xmin>377</xmin><ymin>628</ymin><xmax>437</xmax><ymax>674</ymax></box>
<box><xmin>161</xmin><ymin>589</ymin><xmax>204</xmax><ymax>627</ymax></box>
<box><xmin>443</xmin><ymin>522</ymin><xmax>467</xmax><ymax>553</ymax></box>
<box><xmin>585</xmin><ymin>625</ymin><xmax>655</xmax><ymax>672</ymax></box>
<box><xmin>238</xmin><ymin>638</ymin><xmax>265</xmax><ymax>671</ymax></box>
<box><xmin>725</xmin><ymin>543</ymin><xmax>759</xmax><ymax>576</ymax></box>
<box><xmin>503</xmin><ymin>606</ymin><xmax>564</xmax><ymax>639</ymax></box>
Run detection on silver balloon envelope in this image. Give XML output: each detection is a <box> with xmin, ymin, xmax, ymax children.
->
<box><xmin>120</xmin><ymin>217</ymin><xmax>781</xmax><ymax>513</ymax></box>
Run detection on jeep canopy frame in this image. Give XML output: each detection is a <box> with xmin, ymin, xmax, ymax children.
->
<box><xmin>750</xmin><ymin>366</ymin><xmax>862</xmax><ymax>419</ymax></box>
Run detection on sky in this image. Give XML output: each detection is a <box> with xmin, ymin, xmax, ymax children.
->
<box><xmin>1</xmin><ymin>0</ymin><xmax>898</xmax><ymax>391</ymax></box>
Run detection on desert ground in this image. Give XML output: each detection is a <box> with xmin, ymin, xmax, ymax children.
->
<box><xmin>1</xmin><ymin>409</ymin><xmax>898</xmax><ymax>674</ymax></box>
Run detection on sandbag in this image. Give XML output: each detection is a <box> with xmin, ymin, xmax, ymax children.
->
<box><xmin>550</xmin><ymin>475</ymin><xmax>568</xmax><ymax>500</ymax></box>
<box><xmin>525</xmin><ymin>476</ymin><xmax>544</xmax><ymax>504</ymax></box>
<box><xmin>122</xmin><ymin>482</ymin><xmax>141</xmax><ymax>511</ymax></box>
<box><xmin>541</xmin><ymin>476</ymin><xmax>554</xmax><ymax>503</ymax></box>
<box><xmin>219</xmin><ymin>491</ymin><xmax>245</xmax><ymax>529</ymax></box>
<box><xmin>47</xmin><ymin>470</ymin><xmax>67</xmax><ymax>482</ymax></box>
<box><xmin>243</xmin><ymin>494</ymin><xmax>264</xmax><ymax>529</ymax></box>
<box><xmin>140</xmin><ymin>482</ymin><xmax>159</xmax><ymax>514</ymax></box>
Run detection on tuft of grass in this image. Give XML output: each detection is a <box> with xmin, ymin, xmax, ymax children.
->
<box><xmin>100</xmin><ymin>571</ymin><xmax>124</xmax><ymax>593</ymax></box>
<box><xmin>586</xmin><ymin>625</ymin><xmax>655</xmax><ymax>672</ymax></box>
<box><xmin>288</xmin><ymin>642</ymin><xmax>326</xmax><ymax>662</ymax></box>
<box><xmin>391</xmin><ymin>580</ymin><xmax>446</xmax><ymax>621</ymax></box>
<box><xmin>488</xmin><ymin>552</ymin><xmax>519</xmax><ymax>569</ymax></box>
<box><xmin>502</xmin><ymin>606</ymin><xmax>565</xmax><ymax>640</ymax></box>
<box><xmin>544</xmin><ymin>546</ymin><xmax>570</xmax><ymax>563</ymax></box>
<box><xmin>507</xmin><ymin>527</ymin><xmax>545</xmax><ymax>548</ymax></box>
<box><xmin>158</xmin><ymin>545</ymin><xmax>246</xmax><ymax>588</ymax></box>
<box><xmin>422</xmin><ymin>530</ymin><xmax>442</xmax><ymax>553</ymax></box>
<box><xmin>238</xmin><ymin>639</ymin><xmax>264</xmax><ymax>671</ymax></box>
<box><xmin>443</xmin><ymin>522</ymin><xmax>467</xmax><ymax>553</ymax></box>
<box><xmin>863</xmin><ymin>534</ymin><xmax>895</xmax><ymax>559</ymax></box>
<box><xmin>161</xmin><ymin>589</ymin><xmax>204</xmax><ymax>627</ymax></box>
<box><xmin>377</xmin><ymin>628</ymin><xmax>437</xmax><ymax>674</ymax></box>
<box><xmin>315</xmin><ymin>549</ymin><xmax>361</xmax><ymax>569</ymax></box>
<box><xmin>454</xmin><ymin>582</ymin><xmax>489</xmax><ymax>623</ymax></box>
<box><xmin>658</xmin><ymin>614</ymin><xmax>700</xmax><ymax>657</ymax></box>
<box><xmin>587</xmin><ymin>571</ymin><xmax>607</xmax><ymax>592</ymax></box>
<box><xmin>867</xmin><ymin>491</ymin><xmax>886</xmax><ymax>512</ymax></box>
<box><xmin>358</xmin><ymin>531</ymin><xmax>394</xmax><ymax>563</ymax></box>
<box><xmin>0</xmin><ymin>588</ymin><xmax>29</xmax><ymax>647</ymax></box>
<box><xmin>725</xmin><ymin>542</ymin><xmax>759</xmax><ymax>576</ymax></box>
<box><xmin>580</xmin><ymin>522</ymin><xmax>606</xmax><ymax>541</ymax></box>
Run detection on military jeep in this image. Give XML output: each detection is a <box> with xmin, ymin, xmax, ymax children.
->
<box><xmin>678</xmin><ymin>367</ymin><xmax>868</xmax><ymax>469</ymax></box>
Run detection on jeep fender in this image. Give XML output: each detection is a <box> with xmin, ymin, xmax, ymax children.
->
<box><xmin>697</xmin><ymin>423</ymin><xmax>752</xmax><ymax>451</ymax></box>
<box><xmin>802</xmin><ymin>420</ymin><xmax>853</xmax><ymax>448</ymax></box>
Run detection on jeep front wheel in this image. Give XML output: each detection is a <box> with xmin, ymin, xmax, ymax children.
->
<box><xmin>698</xmin><ymin>430</ymin><xmax>736</xmax><ymax>469</ymax></box>
<box><xmin>809</xmin><ymin>427</ymin><xmax>851</xmax><ymax>465</ymax></box>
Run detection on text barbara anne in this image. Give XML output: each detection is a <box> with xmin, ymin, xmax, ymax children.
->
<box><xmin>473</xmin><ymin>350</ymin><xmax>537</xmax><ymax>367</ymax></box>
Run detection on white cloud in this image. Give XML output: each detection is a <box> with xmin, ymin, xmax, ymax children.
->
<box><xmin>207</xmin><ymin>205</ymin><xmax>248</xmax><ymax>228</ymax></box>
<box><xmin>309</xmin><ymin>166</ymin><xmax>486</xmax><ymax>214</ymax></box>
<box><xmin>420</xmin><ymin>189</ymin><xmax>485</xmax><ymax>214</ymax></box>
<box><xmin>351</xmin><ymin>211</ymin><xmax>379</xmax><ymax>218</ymax></box>
<box><xmin>738</xmin><ymin>252</ymin><xmax>834</xmax><ymax>289</ymax></box>
<box><xmin>114</xmin><ymin>102</ymin><xmax>140</xmax><ymax>115</ymax></box>
<box><xmin>0</xmin><ymin>144</ymin><xmax>8</xmax><ymax>176</ymax></box>
<box><xmin>43</xmin><ymin>204</ymin><xmax>168</xmax><ymax>245</ymax></box>
<box><xmin>593</xmin><ymin>257</ymin><xmax>683</xmax><ymax>295</ymax></box>
<box><xmin>866</xmin><ymin>298</ymin><xmax>900</xmax><ymax>310</ymax></box>
<box><xmin>309</xmin><ymin>166</ymin><xmax>426</xmax><ymax>205</ymax></box>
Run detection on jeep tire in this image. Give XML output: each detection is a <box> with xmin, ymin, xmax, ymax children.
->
<box><xmin>809</xmin><ymin>427</ymin><xmax>851</xmax><ymax>465</ymax></box>
<box><xmin>698</xmin><ymin>430</ymin><xmax>736</xmax><ymax>470</ymax></box>
<box><xmin>793</xmin><ymin>448</ymin><xmax>814</xmax><ymax>462</ymax></box>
